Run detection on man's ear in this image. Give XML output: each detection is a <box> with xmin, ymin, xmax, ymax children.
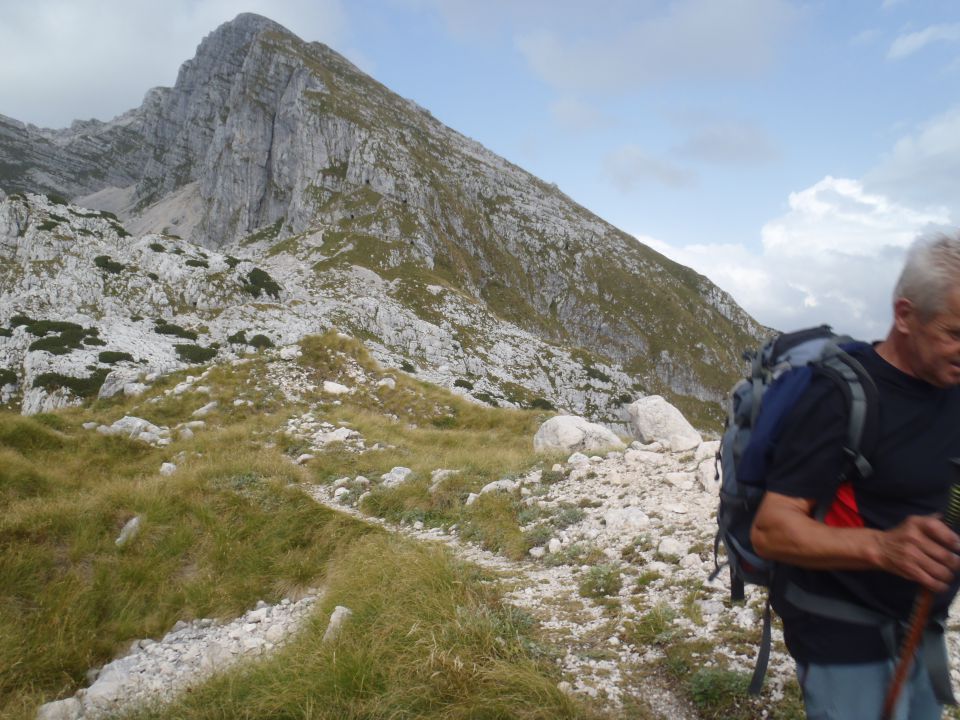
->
<box><xmin>893</xmin><ymin>297</ymin><xmax>915</xmax><ymax>335</ymax></box>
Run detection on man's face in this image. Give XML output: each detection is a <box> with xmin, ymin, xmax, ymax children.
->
<box><xmin>902</xmin><ymin>286</ymin><xmax>960</xmax><ymax>388</ymax></box>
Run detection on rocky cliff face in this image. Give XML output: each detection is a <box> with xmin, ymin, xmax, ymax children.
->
<box><xmin>0</xmin><ymin>13</ymin><xmax>767</xmax><ymax>424</ymax></box>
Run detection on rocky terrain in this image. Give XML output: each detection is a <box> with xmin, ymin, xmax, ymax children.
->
<box><xmin>1</xmin><ymin>190</ymin><xmax>651</xmax><ymax>427</ymax></box>
<box><xmin>0</xmin><ymin>13</ymin><xmax>766</xmax><ymax>428</ymax></box>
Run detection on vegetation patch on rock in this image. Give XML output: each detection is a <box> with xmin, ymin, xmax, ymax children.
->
<box><xmin>154</xmin><ymin>320</ymin><xmax>198</xmax><ymax>341</ymax></box>
<box><xmin>98</xmin><ymin>351</ymin><xmax>135</xmax><ymax>364</ymax></box>
<box><xmin>243</xmin><ymin>268</ymin><xmax>282</xmax><ymax>300</ymax></box>
<box><xmin>175</xmin><ymin>344</ymin><xmax>217</xmax><ymax>363</ymax></box>
<box><xmin>94</xmin><ymin>255</ymin><xmax>125</xmax><ymax>274</ymax></box>
<box><xmin>31</xmin><ymin>369</ymin><xmax>109</xmax><ymax>398</ymax></box>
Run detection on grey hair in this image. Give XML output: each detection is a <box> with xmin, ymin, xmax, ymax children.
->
<box><xmin>894</xmin><ymin>230</ymin><xmax>960</xmax><ymax>320</ymax></box>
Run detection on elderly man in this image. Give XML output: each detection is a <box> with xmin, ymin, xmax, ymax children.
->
<box><xmin>752</xmin><ymin>232</ymin><xmax>960</xmax><ymax>719</ymax></box>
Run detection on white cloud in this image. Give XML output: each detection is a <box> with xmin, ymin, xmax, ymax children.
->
<box><xmin>604</xmin><ymin>145</ymin><xmax>696</xmax><ymax>190</ymax></box>
<box><xmin>0</xmin><ymin>0</ymin><xmax>348</xmax><ymax>128</ymax></box>
<box><xmin>851</xmin><ymin>28</ymin><xmax>881</xmax><ymax>47</ymax></box>
<box><xmin>515</xmin><ymin>0</ymin><xmax>801</xmax><ymax>94</ymax></box>
<box><xmin>866</xmin><ymin>105</ymin><xmax>960</xmax><ymax>210</ymax></box>
<box><xmin>549</xmin><ymin>96</ymin><xmax>612</xmax><ymax>132</ymax></box>
<box><xmin>887</xmin><ymin>22</ymin><xmax>960</xmax><ymax>60</ymax></box>
<box><xmin>636</xmin><ymin>176</ymin><xmax>950</xmax><ymax>339</ymax></box>
<box><xmin>672</xmin><ymin>121</ymin><xmax>779</xmax><ymax>166</ymax></box>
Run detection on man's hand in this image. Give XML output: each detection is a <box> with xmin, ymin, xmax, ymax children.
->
<box><xmin>876</xmin><ymin>515</ymin><xmax>960</xmax><ymax>593</ymax></box>
<box><xmin>753</xmin><ymin>493</ymin><xmax>960</xmax><ymax>592</ymax></box>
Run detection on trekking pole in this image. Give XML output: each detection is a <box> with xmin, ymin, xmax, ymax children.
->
<box><xmin>880</xmin><ymin>468</ymin><xmax>960</xmax><ymax>720</ymax></box>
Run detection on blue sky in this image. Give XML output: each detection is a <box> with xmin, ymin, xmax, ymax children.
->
<box><xmin>3</xmin><ymin>0</ymin><xmax>959</xmax><ymax>339</ymax></box>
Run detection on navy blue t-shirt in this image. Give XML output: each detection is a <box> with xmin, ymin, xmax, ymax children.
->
<box><xmin>766</xmin><ymin>345</ymin><xmax>960</xmax><ymax>664</ymax></box>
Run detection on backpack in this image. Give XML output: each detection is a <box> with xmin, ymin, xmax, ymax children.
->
<box><xmin>711</xmin><ymin>325</ymin><xmax>878</xmax><ymax>694</ymax></box>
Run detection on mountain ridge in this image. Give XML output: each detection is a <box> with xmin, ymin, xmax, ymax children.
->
<box><xmin>0</xmin><ymin>13</ymin><xmax>766</xmax><ymax>425</ymax></box>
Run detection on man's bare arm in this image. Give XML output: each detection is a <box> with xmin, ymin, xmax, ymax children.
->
<box><xmin>751</xmin><ymin>491</ymin><xmax>960</xmax><ymax>593</ymax></box>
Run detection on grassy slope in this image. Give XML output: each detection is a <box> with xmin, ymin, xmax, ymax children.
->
<box><xmin>2</xmin><ymin>332</ymin><xmax>820</xmax><ymax>720</ymax></box>
<box><xmin>0</xmin><ymin>334</ymin><xmax>591</xmax><ymax>720</ymax></box>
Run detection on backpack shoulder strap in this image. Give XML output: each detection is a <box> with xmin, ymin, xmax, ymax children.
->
<box><xmin>812</xmin><ymin>342</ymin><xmax>879</xmax><ymax>482</ymax></box>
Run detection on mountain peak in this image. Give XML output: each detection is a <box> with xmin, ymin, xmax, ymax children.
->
<box><xmin>0</xmin><ymin>14</ymin><xmax>765</xmax><ymax>425</ymax></box>
<box><xmin>204</xmin><ymin>12</ymin><xmax>292</xmax><ymax>44</ymax></box>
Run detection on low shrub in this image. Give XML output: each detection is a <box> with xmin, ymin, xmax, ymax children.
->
<box><xmin>453</xmin><ymin>378</ymin><xmax>474</xmax><ymax>390</ymax></box>
<box><xmin>148</xmin><ymin>243</ymin><xmax>166</xmax><ymax>252</ymax></box>
<box><xmin>400</xmin><ymin>360</ymin><xmax>416</xmax><ymax>373</ymax></box>
<box><xmin>227</xmin><ymin>330</ymin><xmax>247</xmax><ymax>344</ymax></box>
<box><xmin>0</xmin><ymin>368</ymin><xmax>17</xmax><ymax>386</ymax></box>
<box><xmin>0</xmin><ymin>328</ymin><xmax>12</xmax><ymax>338</ymax></box>
<box><xmin>147</xmin><ymin>272</ymin><xmax>159</xmax><ymax>281</ymax></box>
<box><xmin>248</xmin><ymin>334</ymin><xmax>274</xmax><ymax>349</ymax></box>
<box><xmin>98</xmin><ymin>351</ymin><xmax>134</xmax><ymax>364</ymax></box>
<box><xmin>94</xmin><ymin>255</ymin><xmax>124</xmax><ymax>274</ymax></box>
<box><xmin>29</xmin><ymin>336</ymin><xmax>77</xmax><ymax>355</ymax></box>
<box><xmin>185</xmin><ymin>259</ymin><xmax>209</xmax><ymax>268</ymax></box>
<box><xmin>31</xmin><ymin>369</ymin><xmax>109</xmax><ymax>398</ymax></box>
<box><xmin>154</xmin><ymin>323</ymin><xmax>198</xmax><ymax>341</ymax></box>
<box><xmin>175</xmin><ymin>344</ymin><xmax>217</xmax><ymax>363</ymax></box>
<box><xmin>24</xmin><ymin>320</ymin><xmax>83</xmax><ymax>336</ymax></box>
<box><xmin>243</xmin><ymin>268</ymin><xmax>281</xmax><ymax>299</ymax></box>
<box><xmin>585</xmin><ymin>366</ymin><xmax>612</xmax><ymax>383</ymax></box>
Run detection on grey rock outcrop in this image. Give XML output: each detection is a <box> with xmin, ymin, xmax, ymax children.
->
<box><xmin>627</xmin><ymin>396</ymin><xmax>702</xmax><ymax>451</ymax></box>
<box><xmin>34</xmin><ymin>593</ymin><xmax>321</xmax><ymax>720</ymax></box>
<box><xmin>0</xmin><ymin>13</ymin><xmax>765</xmax><ymax>419</ymax></box>
<box><xmin>533</xmin><ymin>415</ymin><xmax>625</xmax><ymax>453</ymax></box>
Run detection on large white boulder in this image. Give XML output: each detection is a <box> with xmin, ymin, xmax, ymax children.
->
<box><xmin>533</xmin><ymin>415</ymin><xmax>625</xmax><ymax>454</ymax></box>
<box><xmin>98</xmin><ymin>369</ymin><xmax>142</xmax><ymax>399</ymax></box>
<box><xmin>626</xmin><ymin>396</ymin><xmax>702</xmax><ymax>451</ymax></box>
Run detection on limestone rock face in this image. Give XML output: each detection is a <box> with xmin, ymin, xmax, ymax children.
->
<box><xmin>534</xmin><ymin>415</ymin><xmax>625</xmax><ymax>453</ymax></box>
<box><xmin>0</xmin><ymin>13</ymin><xmax>765</xmax><ymax>419</ymax></box>
<box><xmin>627</xmin><ymin>396</ymin><xmax>703</xmax><ymax>451</ymax></box>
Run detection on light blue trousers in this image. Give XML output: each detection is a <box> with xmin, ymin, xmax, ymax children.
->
<box><xmin>797</xmin><ymin>657</ymin><xmax>942</xmax><ymax>720</ymax></box>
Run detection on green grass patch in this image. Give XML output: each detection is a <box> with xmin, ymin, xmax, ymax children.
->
<box><xmin>624</xmin><ymin>604</ymin><xmax>677</xmax><ymax>647</ymax></box>
<box><xmin>578</xmin><ymin>563</ymin><xmax>622</xmax><ymax>599</ymax></box>
<box><xmin>0</xmin><ymin>431</ymin><xmax>374</xmax><ymax>719</ymax></box>
<box><xmin>128</xmin><ymin>535</ymin><xmax>588</xmax><ymax>720</ymax></box>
